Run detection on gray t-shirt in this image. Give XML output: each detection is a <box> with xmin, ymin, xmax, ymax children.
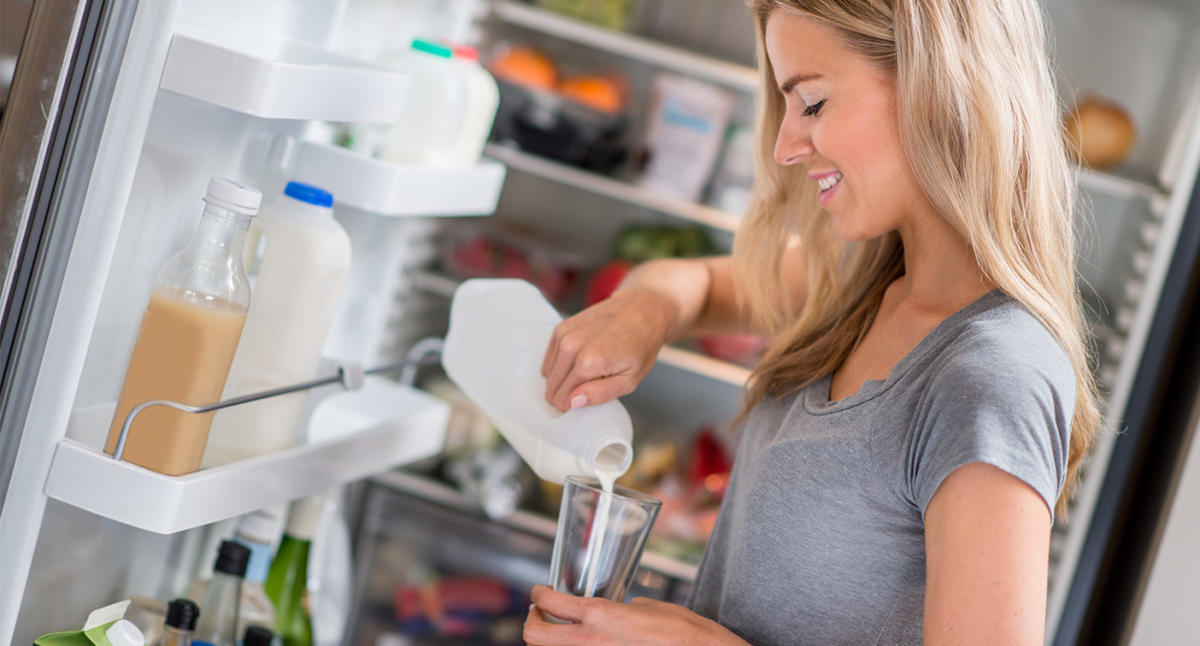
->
<box><xmin>688</xmin><ymin>291</ymin><xmax>1074</xmax><ymax>645</ymax></box>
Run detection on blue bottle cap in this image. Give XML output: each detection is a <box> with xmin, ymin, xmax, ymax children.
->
<box><xmin>283</xmin><ymin>181</ymin><xmax>333</xmax><ymax>208</ymax></box>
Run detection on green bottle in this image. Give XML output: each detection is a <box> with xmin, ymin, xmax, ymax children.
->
<box><xmin>264</xmin><ymin>496</ymin><xmax>323</xmax><ymax>646</ymax></box>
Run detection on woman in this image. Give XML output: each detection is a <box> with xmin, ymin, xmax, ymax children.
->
<box><xmin>524</xmin><ymin>0</ymin><xmax>1100</xmax><ymax>643</ymax></box>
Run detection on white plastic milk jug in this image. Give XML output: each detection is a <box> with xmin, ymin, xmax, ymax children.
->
<box><xmin>442</xmin><ymin>279</ymin><xmax>634</xmax><ymax>484</ymax></box>
<box><xmin>205</xmin><ymin>182</ymin><xmax>352</xmax><ymax>467</ymax></box>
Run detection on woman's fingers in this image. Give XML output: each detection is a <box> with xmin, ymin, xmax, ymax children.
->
<box><xmin>542</xmin><ymin>317</ymin><xmax>576</xmax><ymax>379</ymax></box>
<box><xmin>545</xmin><ymin>329</ymin><xmax>584</xmax><ymax>409</ymax></box>
<box><xmin>565</xmin><ymin>374</ymin><xmax>638</xmax><ymax>410</ymax></box>
<box><xmin>531</xmin><ymin>584</ymin><xmax>609</xmax><ymax>623</ymax></box>
<box><xmin>524</xmin><ymin>603</ymin><xmax>578</xmax><ymax>646</ymax></box>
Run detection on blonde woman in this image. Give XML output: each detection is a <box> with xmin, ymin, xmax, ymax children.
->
<box><xmin>524</xmin><ymin>0</ymin><xmax>1100</xmax><ymax>644</ymax></box>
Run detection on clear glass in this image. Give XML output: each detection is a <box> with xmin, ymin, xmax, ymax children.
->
<box><xmin>547</xmin><ymin>476</ymin><xmax>662</xmax><ymax>615</ymax></box>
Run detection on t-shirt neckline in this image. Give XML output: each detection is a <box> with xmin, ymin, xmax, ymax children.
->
<box><xmin>804</xmin><ymin>289</ymin><xmax>1008</xmax><ymax>415</ymax></box>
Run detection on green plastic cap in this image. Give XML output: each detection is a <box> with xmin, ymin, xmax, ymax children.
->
<box><xmin>411</xmin><ymin>39</ymin><xmax>452</xmax><ymax>59</ymax></box>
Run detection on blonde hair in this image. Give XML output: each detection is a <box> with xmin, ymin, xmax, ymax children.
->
<box><xmin>734</xmin><ymin>0</ymin><xmax>1100</xmax><ymax>516</ymax></box>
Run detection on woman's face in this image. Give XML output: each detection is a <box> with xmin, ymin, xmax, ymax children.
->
<box><xmin>765</xmin><ymin>11</ymin><xmax>928</xmax><ymax>241</ymax></box>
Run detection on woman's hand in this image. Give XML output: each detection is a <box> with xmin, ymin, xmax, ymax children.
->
<box><xmin>541</xmin><ymin>287</ymin><xmax>678</xmax><ymax>411</ymax></box>
<box><xmin>524</xmin><ymin>585</ymin><xmax>749</xmax><ymax>646</ymax></box>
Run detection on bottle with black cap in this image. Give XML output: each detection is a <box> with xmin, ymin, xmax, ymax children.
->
<box><xmin>241</xmin><ymin>625</ymin><xmax>273</xmax><ymax>646</ymax></box>
<box><xmin>193</xmin><ymin>540</ymin><xmax>250</xmax><ymax>646</ymax></box>
<box><xmin>161</xmin><ymin>598</ymin><xmax>199</xmax><ymax>646</ymax></box>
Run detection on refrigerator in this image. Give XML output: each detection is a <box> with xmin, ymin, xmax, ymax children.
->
<box><xmin>2</xmin><ymin>0</ymin><xmax>1200</xmax><ymax>644</ymax></box>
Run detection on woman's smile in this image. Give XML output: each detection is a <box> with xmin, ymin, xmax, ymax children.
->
<box><xmin>812</xmin><ymin>170</ymin><xmax>844</xmax><ymax>205</ymax></box>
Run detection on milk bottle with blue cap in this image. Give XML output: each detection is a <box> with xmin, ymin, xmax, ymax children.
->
<box><xmin>205</xmin><ymin>182</ymin><xmax>352</xmax><ymax>466</ymax></box>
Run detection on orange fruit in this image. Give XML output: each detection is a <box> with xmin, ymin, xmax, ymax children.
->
<box><xmin>558</xmin><ymin>75</ymin><xmax>624</xmax><ymax>114</ymax></box>
<box><xmin>489</xmin><ymin>46</ymin><xmax>557</xmax><ymax>89</ymax></box>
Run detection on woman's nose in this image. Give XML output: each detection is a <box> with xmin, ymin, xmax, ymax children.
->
<box><xmin>774</xmin><ymin>113</ymin><xmax>813</xmax><ymax>166</ymax></box>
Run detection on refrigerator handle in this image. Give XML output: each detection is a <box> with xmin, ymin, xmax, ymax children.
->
<box><xmin>110</xmin><ymin>338</ymin><xmax>446</xmax><ymax>461</ymax></box>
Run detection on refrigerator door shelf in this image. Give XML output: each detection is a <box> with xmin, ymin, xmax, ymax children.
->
<box><xmin>159</xmin><ymin>32</ymin><xmax>409</xmax><ymax>122</ymax></box>
<box><xmin>42</xmin><ymin>377</ymin><xmax>448</xmax><ymax>535</ymax></box>
<box><xmin>292</xmin><ymin>142</ymin><xmax>507</xmax><ymax>216</ymax></box>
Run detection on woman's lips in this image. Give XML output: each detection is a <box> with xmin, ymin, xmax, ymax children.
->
<box><xmin>815</xmin><ymin>171</ymin><xmax>842</xmax><ymax>206</ymax></box>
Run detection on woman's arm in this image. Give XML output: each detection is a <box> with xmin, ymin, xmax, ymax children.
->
<box><xmin>540</xmin><ymin>247</ymin><xmax>806</xmax><ymax>411</ymax></box>
<box><xmin>923</xmin><ymin>463</ymin><xmax>1052</xmax><ymax>645</ymax></box>
<box><xmin>619</xmin><ymin>246</ymin><xmax>807</xmax><ymax>340</ymax></box>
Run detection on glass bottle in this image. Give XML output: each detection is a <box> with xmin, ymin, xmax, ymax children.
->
<box><xmin>104</xmin><ymin>177</ymin><xmax>261</xmax><ymax>476</ymax></box>
<box><xmin>265</xmin><ymin>497</ymin><xmax>323</xmax><ymax>646</ymax></box>
<box><xmin>194</xmin><ymin>540</ymin><xmax>250</xmax><ymax>646</ymax></box>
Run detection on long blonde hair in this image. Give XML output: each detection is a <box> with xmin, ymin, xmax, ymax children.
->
<box><xmin>734</xmin><ymin>0</ymin><xmax>1100</xmax><ymax>516</ymax></box>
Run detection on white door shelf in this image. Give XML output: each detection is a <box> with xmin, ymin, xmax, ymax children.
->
<box><xmin>160</xmin><ymin>32</ymin><xmax>408</xmax><ymax>122</ymax></box>
<box><xmin>293</xmin><ymin>142</ymin><xmax>507</xmax><ymax>217</ymax></box>
<box><xmin>43</xmin><ymin>378</ymin><xmax>449</xmax><ymax>535</ymax></box>
<box><xmin>484</xmin><ymin>143</ymin><xmax>740</xmax><ymax>232</ymax></box>
<box><xmin>490</xmin><ymin>1</ymin><xmax>758</xmax><ymax>93</ymax></box>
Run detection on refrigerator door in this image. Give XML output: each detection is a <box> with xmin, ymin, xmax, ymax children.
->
<box><xmin>1054</xmin><ymin>169</ymin><xmax>1200</xmax><ymax>644</ymax></box>
<box><xmin>0</xmin><ymin>0</ymin><xmax>180</xmax><ymax>642</ymax></box>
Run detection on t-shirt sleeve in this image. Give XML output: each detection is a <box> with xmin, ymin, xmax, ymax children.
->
<box><xmin>908</xmin><ymin>354</ymin><xmax>1074</xmax><ymax>521</ymax></box>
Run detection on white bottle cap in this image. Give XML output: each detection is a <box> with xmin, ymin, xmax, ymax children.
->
<box><xmin>235</xmin><ymin>505</ymin><xmax>285</xmax><ymax>545</ymax></box>
<box><xmin>285</xmin><ymin>495</ymin><xmax>325</xmax><ymax>540</ymax></box>
<box><xmin>105</xmin><ymin>619</ymin><xmax>146</xmax><ymax>646</ymax></box>
<box><xmin>204</xmin><ymin>177</ymin><xmax>262</xmax><ymax>215</ymax></box>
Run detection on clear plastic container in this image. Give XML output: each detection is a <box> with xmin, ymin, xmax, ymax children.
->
<box><xmin>441</xmin><ymin>278</ymin><xmax>634</xmax><ymax>485</ymax></box>
<box><xmin>205</xmin><ymin>181</ymin><xmax>352</xmax><ymax>467</ymax></box>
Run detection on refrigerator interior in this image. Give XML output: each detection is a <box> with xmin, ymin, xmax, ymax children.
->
<box><xmin>6</xmin><ymin>0</ymin><xmax>1200</xmax><ymax>644</ymax></box>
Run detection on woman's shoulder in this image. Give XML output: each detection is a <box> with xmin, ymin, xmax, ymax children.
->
<box><xmin>927</xmin><ymin>293</ymin><xmax>1075</xmax><ymax>397</ymax></box>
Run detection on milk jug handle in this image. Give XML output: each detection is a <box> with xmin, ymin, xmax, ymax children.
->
<box><xmin>110</xmin><ymin>338</ymin><xmax>445</xmax><ymax>462</ymax></box>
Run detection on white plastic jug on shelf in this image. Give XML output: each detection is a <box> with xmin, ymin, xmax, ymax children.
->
<box><xmin>381</xmin><ymin>39</ymin><xmax>472</xmax><ymax>167</ymax></box>
<box><xmin>205</xmin><ymin>181</ymin><xmax>352</xmax><ymax>467</ymax></box>
<box><xmin>442</xmin><ymin>279</ymin><xmax>634</xmax><ymax>485</ymax></box>
<box><xmin>446</xmin><ymin>44</ymin><xmax>499</xmax><ymax>166</ymax></box>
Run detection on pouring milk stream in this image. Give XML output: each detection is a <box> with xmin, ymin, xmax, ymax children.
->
<box><xmin>442</xmin><ymin>279</ymin><xmax>634</xmax><ymax>597</ymax></box>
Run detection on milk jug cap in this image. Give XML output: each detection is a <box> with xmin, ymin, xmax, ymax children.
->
<box><xmin>204</xmin><ymin>177</ymin><xmax>262</xmax><ymax>215</ymax></box>
<box><xmin>104</xmin><ymin>620</ymin><xmax>145</xmax><ymax>646</ymax></box>
<box><xmin>411</xmin><ymin>39</ymin><xmax>453</xmax><ymax>59</ymax></box>
<box><xmin>452</xmin><ymin>45</ymin><xmax>479</xmax><ymax>61</ymax></box>
<box><xmin>283</xmin><ymin>181</ymin><xmax>333</xmax><ymax>208</ymax></box>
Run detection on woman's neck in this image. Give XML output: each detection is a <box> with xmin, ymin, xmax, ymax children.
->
<box><xmin>893</xmin><ymin>213</ymin><xmax>995</xmax><ymax>315</ymax></box>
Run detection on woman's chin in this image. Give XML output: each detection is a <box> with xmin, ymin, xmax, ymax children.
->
<box><xmin>829</xmin><ymin>218</ymin><xmax>873</xmax><ymax>243</ymax></box>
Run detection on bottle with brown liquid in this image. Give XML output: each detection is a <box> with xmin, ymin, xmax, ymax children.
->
<box><xmin>104</xmin><ymin>177</ymin><xmax>261</xmax><ymax>476</ymax></box>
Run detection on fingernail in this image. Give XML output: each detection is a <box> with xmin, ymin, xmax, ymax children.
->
<box><xmin>569</xmin><ymin>394</ymin><xmax>588</xmax><ymax>409</ymax></box>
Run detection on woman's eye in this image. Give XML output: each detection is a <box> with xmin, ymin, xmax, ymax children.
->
<box><xmin>803</xmin><ymin>100</ymin><xmax>826</xmax><ymax>117</ymax></box>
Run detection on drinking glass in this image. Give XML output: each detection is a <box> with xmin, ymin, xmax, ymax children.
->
<box><xmin>546</xmin><ymin>475</ymin><xmax>662</xmax><ymax>619</ymax></box>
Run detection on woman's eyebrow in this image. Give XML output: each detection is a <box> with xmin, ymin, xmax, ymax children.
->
<box><xmin>778</xmin><ymin>72</ymin><xmax>823</xmax><ymax>94</ymax></box>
